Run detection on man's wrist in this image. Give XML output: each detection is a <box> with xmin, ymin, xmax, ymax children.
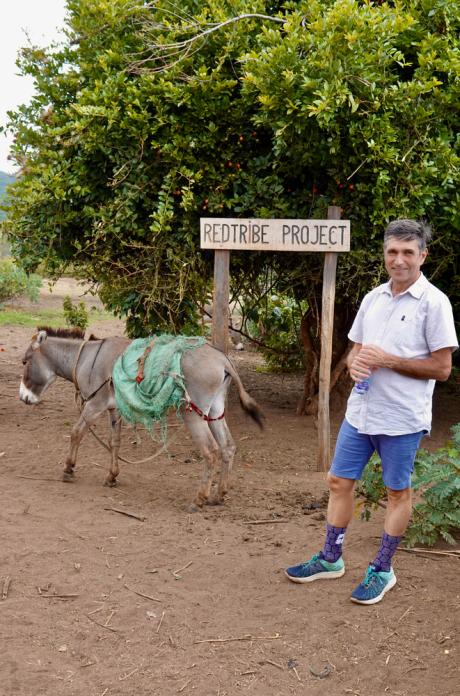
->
<box><xmin>384</xmin><ymin>354</ymin><xmax>399</xmax><ymax>370</ymax></box>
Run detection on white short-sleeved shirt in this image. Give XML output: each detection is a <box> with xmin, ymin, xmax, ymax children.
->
<box><xmin>346</xmin><ymin>273</ymin><xmax>458</xmax><ymax>435</ymax></box>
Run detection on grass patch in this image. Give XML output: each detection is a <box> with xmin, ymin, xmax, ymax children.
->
<box><xmin>0</xmin><ymin>306</ymin><xmax>116</xmax><ymax>328</ymax></box>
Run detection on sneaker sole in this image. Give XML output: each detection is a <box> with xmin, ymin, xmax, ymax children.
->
<box><xmin>285</xmin><ymin>567</ymin><xmax>345</xmax><ymax>583</ymax></box>
<box><xmin>350</xmin><ymin>573</ymin><xmax>397</xmax><ymax>605</ymax></box>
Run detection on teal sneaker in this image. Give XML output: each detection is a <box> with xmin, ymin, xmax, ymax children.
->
<box><xmin>351</xmin><ymin>565</ymin><xmax>397</xmax><ymax>604</ymax></box>
<box><xmin>285</xmin><ymin>553</ymin><xmax>345</xmax><ymax>583</ymax></box>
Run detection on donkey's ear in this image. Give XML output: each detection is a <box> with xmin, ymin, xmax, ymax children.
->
<box><xmin>32</xmin><ymin>330</ymin><xmax>48</xmax><ymax>349</ymax></box>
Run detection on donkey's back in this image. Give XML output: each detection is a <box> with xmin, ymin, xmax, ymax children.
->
<box><xmin>76</xmin><ymin>336</ymin><xmax>131</xmax><ymax>401</ymax></box>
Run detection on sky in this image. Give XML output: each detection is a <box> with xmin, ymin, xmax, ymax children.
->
<box><xmin>0</xmin><ymin>0</ymin><xmax>67</xmax><ymax>173</ymax></box>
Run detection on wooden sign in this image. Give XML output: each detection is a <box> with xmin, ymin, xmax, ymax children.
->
<box><xmin>201</xmin><ymin>218</ymin><xmax>350</xmax><ymax>252</ymax></box>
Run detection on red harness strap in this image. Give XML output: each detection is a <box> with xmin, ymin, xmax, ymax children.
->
<box><xmin>186</xmin><ymin>401</ymin><xmax>225</xmax><ymax>422</ymax></box>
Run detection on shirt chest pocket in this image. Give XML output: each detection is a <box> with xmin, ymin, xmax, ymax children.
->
<box><xmin>393</xmin><ymin>311</ymin><xmax>427</xmax><ymax>353</ymax></box>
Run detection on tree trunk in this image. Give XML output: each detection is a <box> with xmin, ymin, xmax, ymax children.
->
<box><xmin>296</xmin><ymin>312</ymin><xmax>319</xmax><ymax>415</ymax></box>
<box><xmin>305</xmin><ymin>346</ymin><xmax>351</xmax><ymax>416</ymax></box>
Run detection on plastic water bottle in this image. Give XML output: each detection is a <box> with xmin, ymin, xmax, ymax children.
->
<box><xmin>355</xmin><ymin>378</ymin><xmax>371</xmax><ymax>394</ymax></box>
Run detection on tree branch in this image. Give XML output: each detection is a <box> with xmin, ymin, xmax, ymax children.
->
<box><xmin>198</xmin><ymin>304</ymin><xmax>299</xmax><ymax>356</ymax></box>
<box><xmin>147</xmin><ymin>13</ymin><xmax>285</xmax><ymax>51</ymax></box>
<box><xmin>130</xmin><ymin>13</ymin><xmax>285</xmax><ymax>72</ymax></box>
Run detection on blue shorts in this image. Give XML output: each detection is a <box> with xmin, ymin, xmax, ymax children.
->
<box><xmin>330</xmin><ymin>419</ymin><xmax>425</xmax><ymax>490</ymax></box>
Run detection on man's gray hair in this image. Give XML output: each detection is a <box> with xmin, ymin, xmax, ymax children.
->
<box><xmin>384</xmin><ymin>219</ymin><xmax>432</xmax><ymax>251</ymax></box>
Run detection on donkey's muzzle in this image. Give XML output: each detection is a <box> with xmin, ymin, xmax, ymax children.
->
<box><xmin>19</xmin><ymin>381</ymin><xmax>40</xmax><ymax>405</ymax></box>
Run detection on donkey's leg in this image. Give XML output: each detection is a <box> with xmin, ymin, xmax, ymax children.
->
<box><xmin>62</xmin><ymin>412</ymin><xmax>90</xmax><ymax>481</ymax></box>
<box><xmin>63</xmin><ymin>402</ymin><xmax>106</xmax><ymax>482</ymax></box>
<box><xmin>104</xmin><ymin>409</ymin><xmax>122</xmax><ymax>487</ymax></box>
<box><xmin>208</xmin><ymin>418</ymin><xmax>236</xmax><ymax>505</ymax></box>
<box><xmin>183</xmin><ymin>410</ymin><xmax>220</xmax><ymax>511</ymax></box>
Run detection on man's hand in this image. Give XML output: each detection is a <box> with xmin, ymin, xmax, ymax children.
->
<box><xmin>358</xmin><ymin>344</ymin><xmax>390</xmax><ymax>369</ymax></box>
<box><xmin>348</xmin><ymin>343</ymin><xmax>374</xmax><ymax>383</ymax></box>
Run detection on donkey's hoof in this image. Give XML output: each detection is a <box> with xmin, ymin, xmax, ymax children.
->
<box><xmin>187</xmin><ymin>503</ymin><xmax>201</xmax><ymax>513</ymax></box>
<box><xmin>62</xmin><ymin>471</ymin><xmax>74</xmax><ymax>482</ymax></box>
<box><xmin>104</xmin><ymin>478</ymin><xmax>118</xmax><ymax>488</ymax></box>
<box><xmin>207</xmin><ymin>496</ymin><xmax>225</xmax><ymax>506</ymax></box>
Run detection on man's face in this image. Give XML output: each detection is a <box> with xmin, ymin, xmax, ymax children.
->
<box><xmin>384</xmin><ymin>236</ymin><xmax>427</xmax><ymax>289</ymax></box>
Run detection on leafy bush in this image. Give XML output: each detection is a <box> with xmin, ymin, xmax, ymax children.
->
<box><xmin>245</xmin><ymin>294</ymin><xmax>307</xmax><ymax>372</ymax></box>
<box><xmin>63</xmin><ymin>295</ymin><xmax>89</xmax><ymax>330</ymax></box>
<box><xmin>356</xmin><ymin>425</ymin><xmax>460</xmax><ymax>547</ymax></box>
<box><xmin>355</xmin><ymin>454</ymin><xmax>387</xmax><ymax>522</ymax></box>
<box><xmin>406</xmin><ymin>425</ymin><xmax>460</xmax><ymax>547</ymax></box>
<box><xmin>0</xmin><ymin>258</ymin><xmax>42</xmax><ymax>304</ymax></box>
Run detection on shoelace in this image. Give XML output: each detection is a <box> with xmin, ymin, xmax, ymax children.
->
<box><xmin>300</xmin><ymin>553</ymin><xmax>320</xmax><ymax>569</ymax></box>
<box><xmin>363</xmin><ymin>567</ymin><xmax>378</xmax><ymax>587</ymax></box>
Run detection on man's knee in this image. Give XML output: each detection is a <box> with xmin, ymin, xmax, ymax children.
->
<box><xmin>327</xmin><ymin>473</ymin><xmax>355</xmax><ymax>495</ymax></box>
<box><xmin>386</xmin><ymin>486</ymin><xmax>411</xmax><ymax>504</ymax></box>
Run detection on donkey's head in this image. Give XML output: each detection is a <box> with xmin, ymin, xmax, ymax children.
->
<box><xmin>20</xmin><ymin>330</ymin><xmax>57</xmax><ymax>404</ymax></box>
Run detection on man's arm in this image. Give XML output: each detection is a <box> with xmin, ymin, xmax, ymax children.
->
<box><xmin>357</xmin><ymin>344</ymin><xmax>452</xmax><ymax>382</ymax></box>
<box><xmin>346</xmin><ymin>343</ymin><xmax>362</xmax><ymax>371</ymax></box>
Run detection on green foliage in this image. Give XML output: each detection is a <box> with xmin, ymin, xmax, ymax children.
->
<box><xmin>355</xmin><ymin>454</ymin><xmax>386</xmax><ymax>522</ymax></box>
<box><xmin>2</xmin><ymin>0</ymin><xmax>459</xmax><ymax>340</ymax></box>
<box><xmin>0</xmin><ymin>258</ymin><xmax>42</xmax><ymax>304</ymax></box>
<box><xmin>245</xmin><ymin>293</ymin><xmax>307</xmax><ymax>371</ymax></box>
<box><xmin>405</xmin><ymin>424</ymin><xmax>460</xmax><ymax>547</ymax></box>
<box><xmin>63</xmin><ymin>294</ymin><xmax>89</xmax><ymax>330</ymax></box>
<box><xmin>0</xmin><ymin>234</ymin><xmax>10</xmax><ymax>257</ymax></box>
<box><xmin>356</xmin><ymin>425</ymin><xmax>460</xmax><ymax>547</ymax></box>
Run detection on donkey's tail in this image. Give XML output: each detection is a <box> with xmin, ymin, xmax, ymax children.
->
<box><xmin>224</xmin><ymin>360</ymin><xmax>265</xmax><ymax>429</ymax></box>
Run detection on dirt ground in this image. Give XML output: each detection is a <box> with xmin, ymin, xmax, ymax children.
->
<box><xmin>0</xmin><ymin>280</ymin><xmax>459</xmax><ymax>696</ymax></box>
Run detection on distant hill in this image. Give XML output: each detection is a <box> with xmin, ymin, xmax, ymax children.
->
<box><xmin>0</xmin><ymin>171</ymin><xmax>16</xmax><ymax>221</ymax></box>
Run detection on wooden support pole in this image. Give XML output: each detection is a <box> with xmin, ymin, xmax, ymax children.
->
<box><xmin>317</xmin><ymin>206</ymin><xmax>340</xmax><ymax>471</ymax></box>
<box><xmin>212</xmin><ymin>250</ymin><xmax>230</xmax><ymax>354</ymax></box>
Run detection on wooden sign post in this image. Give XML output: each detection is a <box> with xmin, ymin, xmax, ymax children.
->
<box><xmin>201</xmin><ymin>210</ymin><xmax>349</xmax><ymax>471</ymax></box>
<box><xmin>211</xmin><ymin>250</ymin><xmax>230</xmax><ymax>353</ymax></box>
<box><xmin>317</xmin><ymin>206</ymin><xmax>341</xmax><ymax>471</ymax></box>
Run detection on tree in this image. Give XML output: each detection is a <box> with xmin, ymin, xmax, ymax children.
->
<box><xmin>3</xmin><ymin>0</ymin><xmax>459</xmax><ymax>406</ymax></box>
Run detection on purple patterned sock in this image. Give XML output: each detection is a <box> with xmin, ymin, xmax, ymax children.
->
<box><xmin>320</xmin><ymin>523</ymin><xmax>347</xmax><ymax>563</ymax></box>
<box><xmin>372</xmin><ymin>532</ymin><xmax>402</xmax><ymax>572</ymax></box>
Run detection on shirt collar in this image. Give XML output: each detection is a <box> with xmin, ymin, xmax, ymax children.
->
<box><xmin>380</xmin><ymin>272</ymin><xmax>428</xmax><ymax>299</ymax></box>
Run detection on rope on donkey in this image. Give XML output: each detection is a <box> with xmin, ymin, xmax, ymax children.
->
<box><xmin>135</xmin><ymin>338</ymin><xmax>156</xmax><ymax>385</ymax></box>
<box><xmin>85</xmin><ymin>419</ymin><xmax>181</xmax><ymax>465</ymax></box>
<box><xmin>74</xmin><ymin>385</ymin><xmax>182</xmax><ymax>465</ymax></box>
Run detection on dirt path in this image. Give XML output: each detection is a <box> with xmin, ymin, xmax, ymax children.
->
<box><xmin>0</xmin><ymin>283</ymin><xmax>458</xmax><ymax>695</ymax></box>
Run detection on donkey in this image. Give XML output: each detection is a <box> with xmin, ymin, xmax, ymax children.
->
<box><xmin>19</xmin><ymin>327</ymin><xmax>264</xmax><ymax>509</ymax></box>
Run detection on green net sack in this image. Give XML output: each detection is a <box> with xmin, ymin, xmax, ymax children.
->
<box><xmin>112</xmin><ymin>334</ymin><xmax>206</xmax><ymax>432</ymax></box>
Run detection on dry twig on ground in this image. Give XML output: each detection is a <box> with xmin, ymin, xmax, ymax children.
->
<box><xmin>104</xmin><ymin>506</ymin><xmax>146</xmax><ymax>521</ymax></box>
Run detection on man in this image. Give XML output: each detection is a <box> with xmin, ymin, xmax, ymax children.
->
<box><xmin>286</xmin><ymin>219</ymin><xmax>458</xmax><ymax>604</ymax></box>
